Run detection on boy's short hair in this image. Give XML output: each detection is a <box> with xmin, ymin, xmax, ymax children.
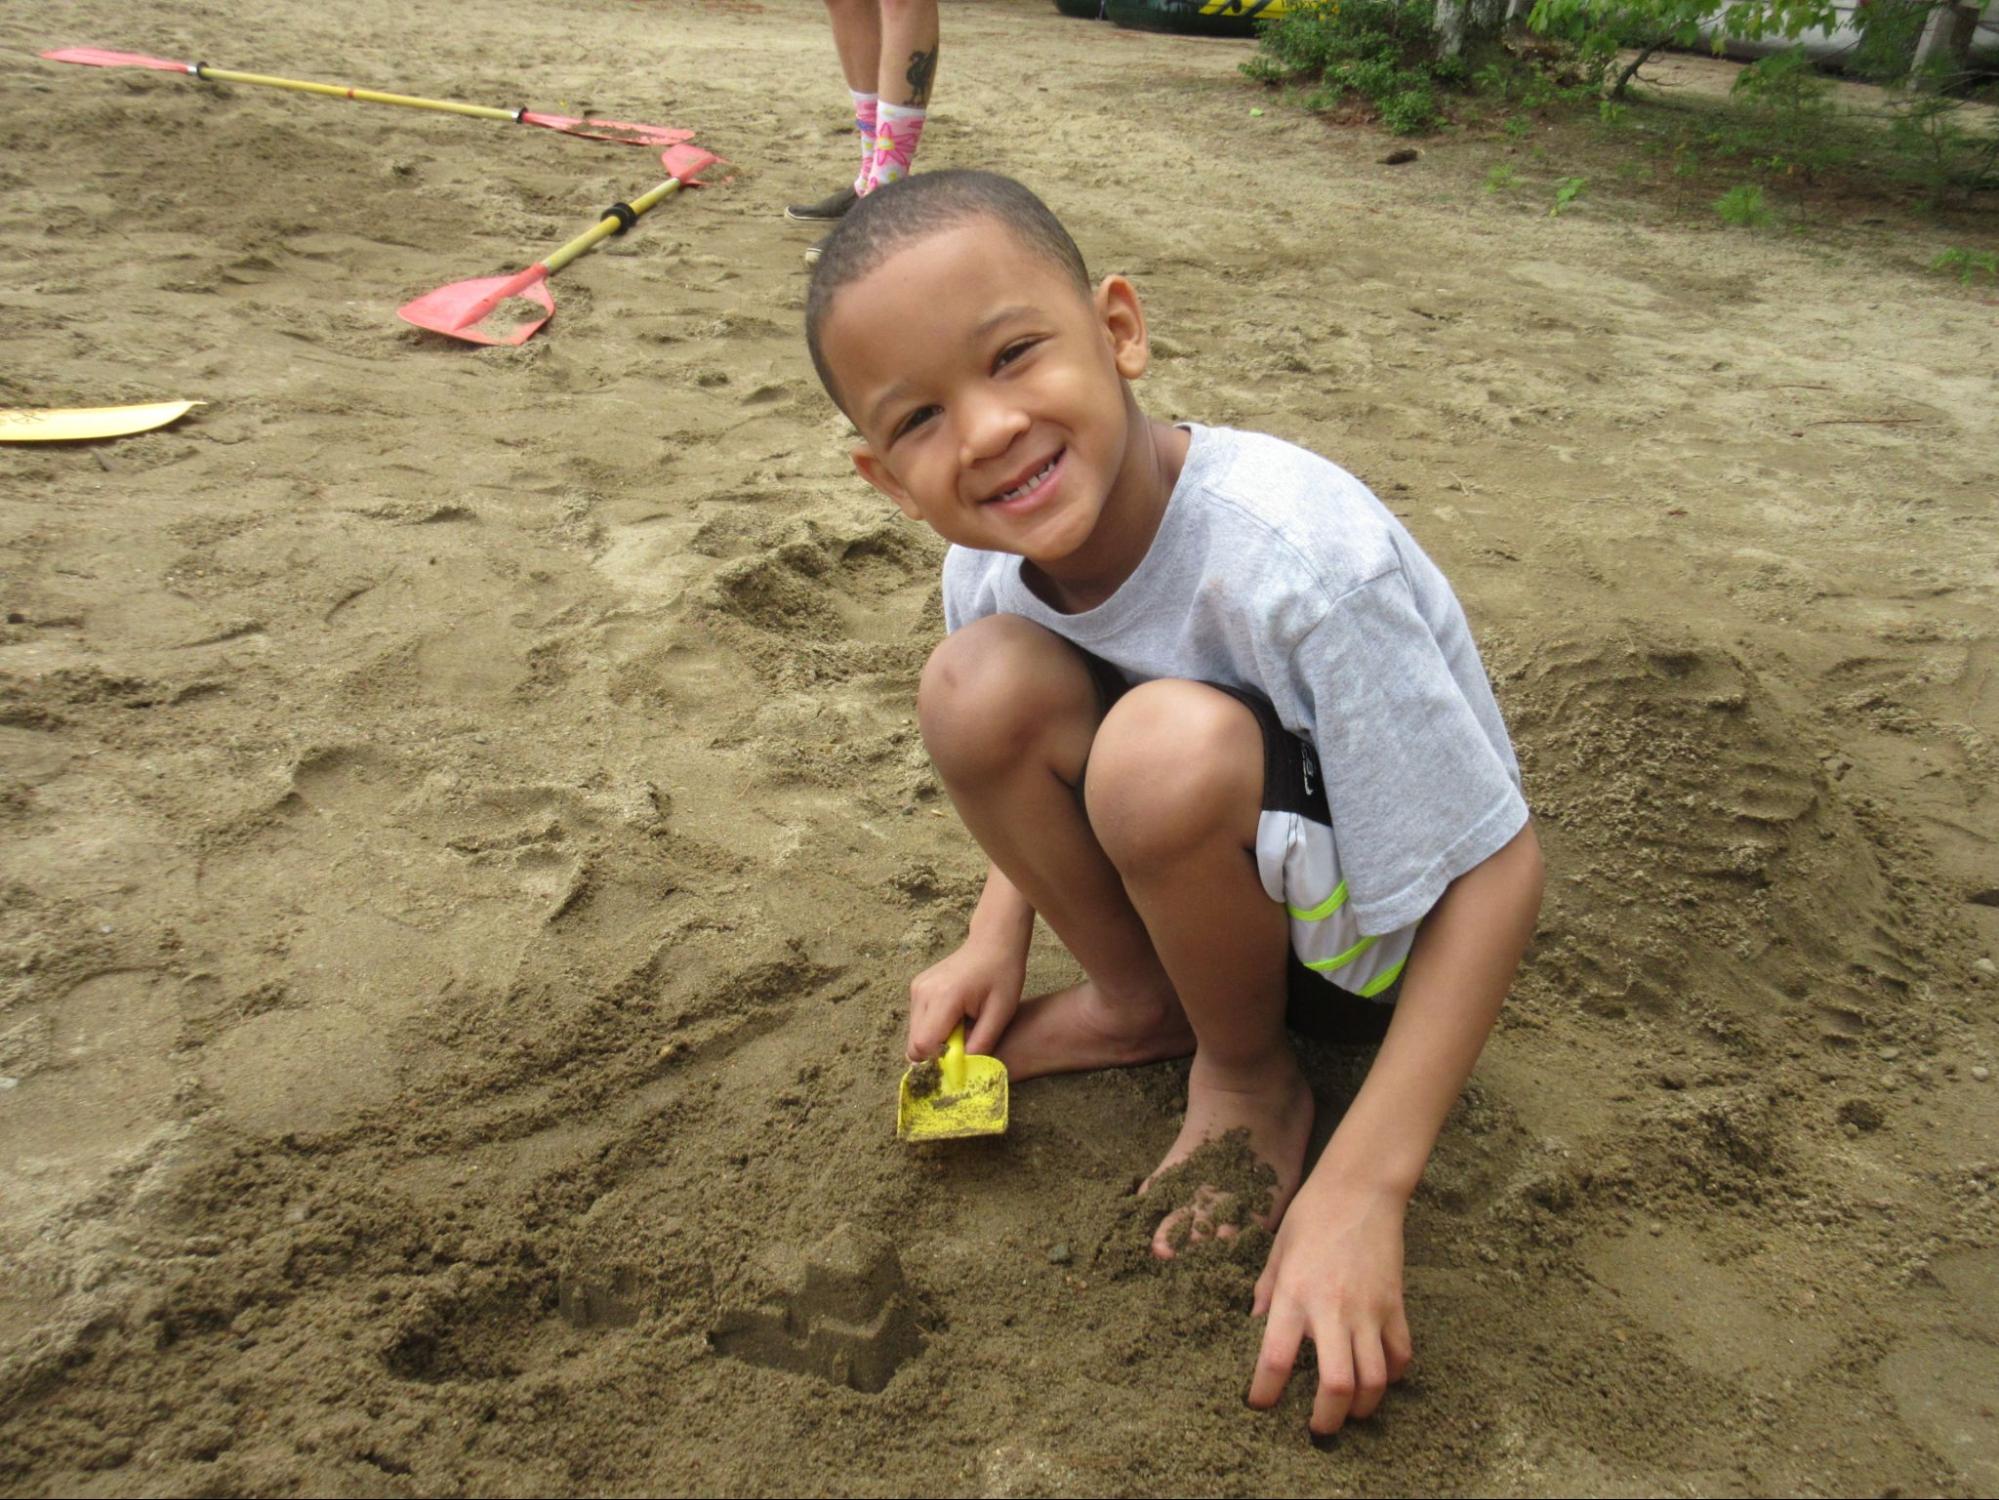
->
<box><xmin>804</xmin><ymin>170</ymin><xmax>1093</xmax><ymax>414</ymax></box>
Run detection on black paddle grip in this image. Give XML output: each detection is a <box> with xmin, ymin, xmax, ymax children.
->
<box><xmin>603</xmin><ymin>202</ymin><xmax>638</xmax><ymax>234</ymax></box>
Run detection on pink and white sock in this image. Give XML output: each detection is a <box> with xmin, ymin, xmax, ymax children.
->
<box><xmin>850</xmin><ymin>90</ymin><xmax>878</xmax><ymax>196</ymax></box>
<box><xmin>868</xmin><ymin>101</ymin><xmax>927</xmax><ymax>192</ymax></box>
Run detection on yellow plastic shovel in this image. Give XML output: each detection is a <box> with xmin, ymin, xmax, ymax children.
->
<box><xmin>897</xmin><ymin>1024</ymin><xmax>1009</xmax><ymax>1142</ymax></box>
<box><xmin>0</xmin><ymin>400</ymin><xmax>202</xmax><ymax>442</ymax></box>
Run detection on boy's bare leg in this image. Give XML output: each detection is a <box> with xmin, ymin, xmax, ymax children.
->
<box><xmin>1083</xmin><ymin>680</ymin><xmax>1309</xmax><ymax>1258</ymax></box>
<box><xmin>920</xmin><ymin>617</ymin><xmax>1192</xmax><ymax>1079</ymax></box>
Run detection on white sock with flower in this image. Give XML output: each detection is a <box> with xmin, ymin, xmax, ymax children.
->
<box><xmin>868</xmin><ymin>101</ymin><xmax>927</xmax><ymax>192</ymax></box>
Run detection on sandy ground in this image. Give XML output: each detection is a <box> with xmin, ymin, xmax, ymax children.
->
<box><xmin>2</xmin><ymin>1</ymin><xmax>1997</xmax><ymax>1494</ymax></box>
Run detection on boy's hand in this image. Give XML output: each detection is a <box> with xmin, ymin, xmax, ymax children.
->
<box><xmin>906</xmin><ymin>937</ymin><xmax>1027</xmax><ymax>1061</ymax></box>
<box><xmin>1247</xmin><ymin>1173</ymin><xmax>1414</xmax><ymax>1436</ymax></box>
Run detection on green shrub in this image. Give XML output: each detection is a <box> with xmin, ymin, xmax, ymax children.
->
<box><xmin>1850</xmin><ymin>0</ymin><xmax>1929</xmax><ymax>82</ymax></box>
<box><xmin>1931</xmin><ymin>247</ymin><xmax>1999</xmax><ymax>285</ymax></box>
<box><xmin>1244</xmin><ymin>0</ymin><xmax>1451</xmax><ymax>135</ymax></box>
<box><xmin>1885</xmin><ymin>77</ymin><xmax>1999</xmax><ymax>209</ymax></box>
<box><xmin>1714</xmin><ymin>183</ymin><xmax>1775</xmax><ymax>226</ymax></box>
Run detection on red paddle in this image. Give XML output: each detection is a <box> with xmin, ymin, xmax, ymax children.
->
<box><xmin>398</xmin><ymin>144</ymin><xmax>719</xmax><ymax>346</ymax></box>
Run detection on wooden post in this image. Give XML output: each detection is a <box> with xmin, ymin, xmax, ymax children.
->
<box><xmin>1911</xmin><ymin>2</ymin><xmax>1978</xmax><ymax>78</ymax></box>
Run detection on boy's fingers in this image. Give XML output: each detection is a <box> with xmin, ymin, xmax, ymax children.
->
<box><xmin>1349</xmin><ymin>1331</ymin><xmax>1389</xmax><ymax>1421</ymax></box>
<box><xmin>965</xmin><ymin>1001</ymin><xmax>1008</xmax><ymax>1058</ymax></box>
<box><xmin>1309</xmin><ymin>1336</ymin><xmax>1358</xmax><ymax>1437</ymax></box>
<box><xmin>1385</xmin><ymin>1308</ymin><xmax>1415</xmax><ymax>1382</ymax></box>
<box><xmin>1247</xmin><ymin>1306</ymin><xmax>1304</xmax><ymax>1411</ymax></box>
<box><xmin>905</xmin><ymin>1000</ymin><xmax>955</xmax><ymax>1062</ymax></box>
<box><xmin>1251</xmin><ymin>1259</ymin><xmax>1276</xmax><ymax>1319</ymax></box>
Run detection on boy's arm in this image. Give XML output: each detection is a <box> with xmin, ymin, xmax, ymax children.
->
<box><xmin>906</xmin><ymin>862</ymin><xmax>1036</xmax><ymax>1060</ymax></box>
<box><xmin>1248</xmin><ymin>820</ymin><xmax>1544</xmax><ymax>1435</ymax></box>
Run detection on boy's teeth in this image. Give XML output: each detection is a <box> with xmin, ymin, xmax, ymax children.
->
<box><xmin>998</xmin><ymin>458</ymin><xmax>1054</xmax><ymax>503</ymax></box>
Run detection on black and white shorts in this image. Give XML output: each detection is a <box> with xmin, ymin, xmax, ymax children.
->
<box><xmin>1083</xmin><ymin>656</ymin><xmax>1414</xmax><ymax>1046</ymax></box>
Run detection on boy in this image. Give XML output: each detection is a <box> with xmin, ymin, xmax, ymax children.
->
<box><xmin>804</xmin><ymin>172</ymin><xmax>1544</xmax><ymax>1438</ymax></box>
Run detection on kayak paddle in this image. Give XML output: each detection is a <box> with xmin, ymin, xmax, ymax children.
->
<box><xmin>0</xmin><ymin>401</ymin><xmax>203</xmax><ymax>442</ymax></box>
<box><xmin>43</xmin><ymin>48</ymin><xmax>693</xmax><ymax>149</ymax></box>
<box><xmin>397</xmin><ymin>143</ymin><xmax>718</xmax><ymax>346</ymax></box>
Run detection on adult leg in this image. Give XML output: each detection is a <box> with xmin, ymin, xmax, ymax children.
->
<box><xmin>870</xmin><ymin>0</ymin><xmax>938</xmax><ymax>188</ymax></box>
<box><xmin>823</xmin><ymin>0</ymin><xmax>882</xmax><ymax>91</ymax></box>
<box><xmin>1083</xmin><ymin>680</ymin><xmax>1312</xmax><ymax>1257</ymax></box>
<box><xmin>919</xmin><ymin>617</ymin><xmax>1191</xmax><ymax>1080</ymax></box>
<box><xmin>788</xmin><ymin>0</ymin><xmax>884</xmax><ymax>222</ymax></box>
<box><xmin>876</xmin><ymin>0</ymin><xmax>939</xmax><ymax>105</ymax></box>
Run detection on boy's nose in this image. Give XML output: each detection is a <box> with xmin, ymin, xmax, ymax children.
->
<box><xmin>958</xmin><ymin>388</ymin><xmax>1028</xmax><ymax>466</ymax></box>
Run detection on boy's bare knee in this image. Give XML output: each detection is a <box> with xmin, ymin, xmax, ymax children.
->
<box><xmin>1085</xmin><ymin>682</ymin><xmax>1261</xmax><ymax>874</ymax></box>
<box><xmin>918</xmin><ymin>616</ymin><xmax>1092</xmax><ymax>780</ymax></box>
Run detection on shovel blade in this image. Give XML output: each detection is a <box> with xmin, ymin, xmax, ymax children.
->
<box><xmin>518</xmin><ymin>111</ymin><xmax>695</xmax><ymax>148</ymax></box>
<box><xmin>897</xmin><ymin>1053</ymin><xmax>1009</xmax><ymax>1142</ymax></box>
<box><xmin>0</xmin><ymin>400</ymin><xmax>202</xmax><ymax>442</ymax></box>
<box><xmin>43</xmin><ymin>48</ymin><xmax>191</xmax><ymax>71</ymax></box>
<box><xmin>662</xmin><ymin>143</ymin><xmax>720</xmax><ymax>183</ymax></box>
<box><xmin>398</xmin><ymin>272</ymin><xmax>553</xmax><ymax>346</ymax></box>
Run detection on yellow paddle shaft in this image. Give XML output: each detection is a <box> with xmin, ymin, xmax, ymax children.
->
<box><xmin>541</xmin><ymin>178</ymin><xmax>690</xmax><ymax>276</ymax></box>
<box><xmin>193</xmin><ymin>65</ymin><xmax>521</xmax><ymax>122</ymax></box>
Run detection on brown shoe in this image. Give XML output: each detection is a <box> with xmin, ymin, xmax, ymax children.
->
<box><xmin>785</xmin><ymin>185</ymin><xmax>859</xmax><ymax>223</ymax></box>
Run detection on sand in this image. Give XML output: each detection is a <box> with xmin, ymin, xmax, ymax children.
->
<box><xmin>2</xmin><ymin>0</ymin><xmax>1996</xmax><ymax>1493</ymax></box>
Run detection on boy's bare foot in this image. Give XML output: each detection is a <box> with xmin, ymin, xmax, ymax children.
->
<box><xmin>995</xmin><ymin>980</ymin><xmax>1194</xmax><ymax>1082</ymax></box>
<box><xmin>1142</xmin><ymin>1049</ymin><xmax>1314</xmax><ymax>1259</ymax></box>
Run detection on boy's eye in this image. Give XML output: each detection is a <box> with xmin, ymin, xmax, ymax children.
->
<box><xmin>995</xmin><ymin>339</ymin><xmax>1038</xmax><ymax>370</ymax></box>
<box><xmin>893</xmin><ymin>405</ymin><xmax>940</xmax><ymax>442</ymax></box>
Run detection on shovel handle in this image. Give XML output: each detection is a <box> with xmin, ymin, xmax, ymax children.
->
<box><xmin>193</xmin><ymin>64</ymin><xmax>523</xmax><ymax>122</ymax></box>
<box><xmin>541</xmin><ymin>178</ymin><xmax>691</xmax><ymax>276</ymax></box>
<box><xmin>940</xmin><ymin>1024</ymin><xmax>968</xmax><ymax>1093</ymax></box>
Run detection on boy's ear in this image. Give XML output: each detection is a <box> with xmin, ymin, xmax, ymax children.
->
<box><xmin>852</xmin><ymin>444</ymin><xmax>923</xmax><ymax>521</ymax></box>
<box><xmin>1094</xmin><ymin>274</ymin><xmax>1149</xmax><ymax>381</ymax></box>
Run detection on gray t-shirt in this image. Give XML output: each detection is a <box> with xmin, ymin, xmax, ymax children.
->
<box><xmin>942</xmin><ymin>424</ymin><xmax>1528</xmax><ymax>936</ymax></box>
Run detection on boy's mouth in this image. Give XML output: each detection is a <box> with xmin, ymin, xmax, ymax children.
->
<box><xmin>983</xmin><ymin>450</ymin><xmax>1063</xmax><ymax>508</ymax></box>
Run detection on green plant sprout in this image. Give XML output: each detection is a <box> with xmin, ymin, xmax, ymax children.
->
<box><xmin>1715</xmin><ymin>184</ymin><xmax>1775</xmax><ymax>227</ymax></box>
<box><xmin>1931</xmin><ymin>247</ymin><xmax>1999</xmax><ymax>285</ymax></box>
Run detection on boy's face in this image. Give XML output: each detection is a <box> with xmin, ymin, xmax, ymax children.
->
<box><xmin>820</xmin><ymin>220</ymin><xmax>1150</xmax><ymax>571</ymax></box>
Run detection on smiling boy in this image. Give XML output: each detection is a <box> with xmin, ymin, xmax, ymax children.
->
<box><xmin>805</xmin><ymin>172</ymin><xmax>1544</xmax><ymax>1436</ymax></box>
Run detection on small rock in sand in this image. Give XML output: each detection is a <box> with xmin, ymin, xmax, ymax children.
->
<box><xmin>1973</xmin><ymin>1066</ymin><xmax>1991</xmax><ymax>1083</ymax></box>
<box><xmin>1047</xmin><ymin>1244</ymin><xmax>1071</xmax><ymax>1266</ymax></box>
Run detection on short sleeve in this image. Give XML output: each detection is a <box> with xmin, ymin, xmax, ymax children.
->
<box><xmin>941</xmin><ymin>546</ymin><xmax>985</xmax><ymax>635</ymax></box>
<box><xmin>1288</xmin><ymin>570</ymin><xmax>1528</xmax><ymax>934</ymax></box>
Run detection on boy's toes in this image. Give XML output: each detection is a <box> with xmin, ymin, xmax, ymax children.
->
<box><xmin>1149</xmin><ymin>1185</ymin><xmax>1240</xmax><ymax>1259</ymax></box>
